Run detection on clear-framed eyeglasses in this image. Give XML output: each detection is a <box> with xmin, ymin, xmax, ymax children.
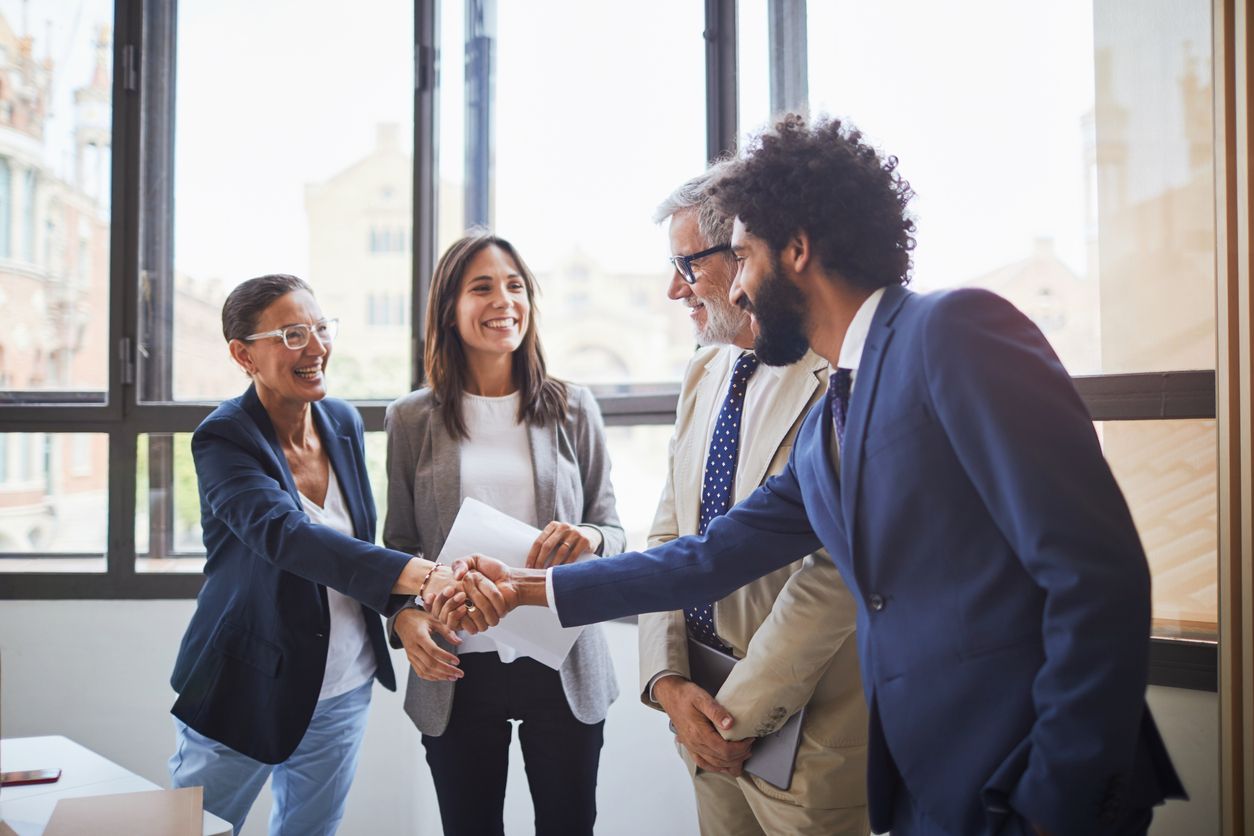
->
<box><xmin>669</xmin><ymin>243</ymin><xmax>731</xmax><ymax>284</ymax></box>
<box><xmin>243</xmin><ymin>318</ymin><xmax>339</xmax><ymax>350</ymax></box>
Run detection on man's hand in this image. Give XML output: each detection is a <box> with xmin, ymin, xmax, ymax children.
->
<box><xmin>394</xmin><ymin>607</ymin><xmax>462</xmax><ymax>682</ymax></box>
<box><xmin>653</xmin><ymin>676</ymin><xmax>752</xmax><ymax>776</ymax></box>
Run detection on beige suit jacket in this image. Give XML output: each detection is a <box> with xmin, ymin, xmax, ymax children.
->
<box><xmin>638</xmin><ymin>346</ymin><xmax>868</xmax><ymax>809</ymax></box>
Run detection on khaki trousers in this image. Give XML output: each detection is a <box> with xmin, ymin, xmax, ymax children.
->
<box><xmin>691</xmin><ymin>767</ymin><xmax>870</xmax><ymax>836</ymax></box>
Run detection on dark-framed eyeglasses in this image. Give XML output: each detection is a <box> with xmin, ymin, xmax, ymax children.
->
<box><xmin>243</xmin><ymin>318</ymin><xmax>339</xmax><ymax>350</ymax></box>
<box><xmin>669</xmin><ymin>243</ymin><xmax>731</xmax><ymax>285</ymax></box>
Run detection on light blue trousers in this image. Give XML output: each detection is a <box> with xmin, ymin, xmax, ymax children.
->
<box><xmin>169</xmin><ymin>679</ymin><xmax>372</xmax><ymax>836</ymax></box>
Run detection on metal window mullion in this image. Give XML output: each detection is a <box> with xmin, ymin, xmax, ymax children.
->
<box><xmin>0</xmin><ymin>406</ymin><xmax>121</xmax><ymax>429</ymax></box>
<box><xmin>106</xmin><ymin>0</ymin><xmax>140</xmax><ymax>427</ymax></box>
<box><xmin>0</xmin><ymin>573</ymin><xmax>205</xmax><ymax>599</ymax></box>
<box><xmin>136</xmin><ymin>0</ymin><xmax>179</xmax><ymax>564</ymax></box>
<box><xmin>412</xmin><ymin>0</ymin><xmax>438</xmax><ymax>391</ymax></box>
<box><xmin>106</xmin><ymin>430</ymin><xmax>138</xmax><ymax>580</ymax></box>
<box><xmin>464</xmin><ymin>0</ymin><xmax>496</xmax><ymax>230</ymax></box>
<box><xmin>102</xmin><ymin>0</ymin><xmax>146</xmax><ymax>590</ymax></box>
<box><xmin>705</xmin><ymin>0</ymin><xmax>737</xmax><ymax>162</ymax></box>
<box><xmin>1074</xmin><ymin>369</ymin><xmax>1217</xmax><ymax>420</ymax></box>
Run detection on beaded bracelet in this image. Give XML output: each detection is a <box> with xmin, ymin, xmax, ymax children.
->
<box><xmin>417</xmin><ymin>560</ymin><xmax>443</xmax><ymax>602</ymax></box>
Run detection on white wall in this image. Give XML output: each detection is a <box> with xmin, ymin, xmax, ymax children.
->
<box><xmin>0</xmin><ymin>601</ymin><xmax>696</xmax><ymax>835</ymax></box>
<box><xmin>1146</xmin><ymin>684</ymin><xmax>1218</xmax><ymax>835</ymax></box>
<box><xmin>0</xmin><ymin>601</ymin><xmax>1216</xmax><ymax>834</ymax></box>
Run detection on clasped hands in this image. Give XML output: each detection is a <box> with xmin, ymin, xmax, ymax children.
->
<box><xmin>653</xmin><ymin>676</ymin><xmax>752</xmax><ymax>776</ymax></box>
<box><xmin>394</xmin><ymin>521</ymin><xmax>596</xmax><ymax>682</ymax></box>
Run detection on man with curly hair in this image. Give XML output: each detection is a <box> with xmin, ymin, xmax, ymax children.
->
<box><xmin>448</xmin><ymin>114</ymin><xmax>1186</xmax><ymax>836</ymax></box>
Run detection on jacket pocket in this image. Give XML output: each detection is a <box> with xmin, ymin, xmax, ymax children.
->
<box><xmin>982</xmin><ymin>735</ymin><xmax>1031</xmax><ymax>833</ymax></box>
<box><xmin>212</xmin><ymin>620</ymin><xmax>283</xmax><ymax>678</ymax></box>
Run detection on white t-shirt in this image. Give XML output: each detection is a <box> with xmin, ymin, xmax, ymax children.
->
<box><xmin>456</xmin><ymin>392</ymin><xmax>538</xmax><ymax>662</ymax></box>
<box><xmin>298</xmin><ymin>466</ymin><xmax>377</xmax><ymax>701</ymax></box>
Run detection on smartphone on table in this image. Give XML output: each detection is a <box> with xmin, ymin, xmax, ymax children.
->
<box><xmin>0</xmin><ymin>768</ymin><xmax>62</xmax><ymax>786</ymax></box>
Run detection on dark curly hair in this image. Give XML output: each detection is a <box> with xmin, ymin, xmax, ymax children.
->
<box><xmin>710</xmin><ymin>114</ymin><xmax>916</xmax><ymax>290</ymax></box>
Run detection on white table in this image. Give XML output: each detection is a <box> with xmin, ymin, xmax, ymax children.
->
<box><xmin>0</xmin><ymin>735</ymin><xmax>231</xmax><ymax>836</ymax></box>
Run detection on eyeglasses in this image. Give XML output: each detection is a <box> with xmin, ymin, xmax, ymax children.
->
<box><xmin>243</xmin><ymin>318</ymin><xmax>339</xmax><ymax>350</ymax></box>
<box><xmin>669</xmin><ymin>243</ymin><xmax>731</xmax><ymax>285</ymax></box>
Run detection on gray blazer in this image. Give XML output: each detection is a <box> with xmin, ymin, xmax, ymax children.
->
<box><xmin>383</xmin><ymin>383</ymin><xmax>623</xmax><ymax>736</ymax></box>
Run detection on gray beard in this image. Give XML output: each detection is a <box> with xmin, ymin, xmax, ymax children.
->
<box><xmin>694</xmin><ymin>299</ymin><xmax>751</xmax><ymax>347</ymax></box>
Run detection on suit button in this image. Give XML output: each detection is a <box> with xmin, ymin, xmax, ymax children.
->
<box><xmin>869</xmin><ymin>594</ymin><xmax>885</xmax><ymax>611</ymax></box>
<box><xmin>315</xmin><ymin>632</ymin><xmax>326</xmax><ymax>638</ymax></box>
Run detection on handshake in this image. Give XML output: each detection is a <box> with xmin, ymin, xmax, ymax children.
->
<box><xmin>395</xmin><ymin>520</ymin><xmax>591</xmax><ymax>682</ymax></box>
<box><xmin>423</xmin><ymin>554</ymin><xmax>526</xmax><ymax>634</ymax></box>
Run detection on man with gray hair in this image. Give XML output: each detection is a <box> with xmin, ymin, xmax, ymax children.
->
<box><xmin>637</xmin><ymin>166</ymin><xmax>870</xmax><ymax>835</ymax></box>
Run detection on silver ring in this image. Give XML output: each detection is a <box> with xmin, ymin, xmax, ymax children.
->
<box><xmin>464</xmin><ymin>602</ymin><xmax>478</xmax><ymax>614</ymax></box>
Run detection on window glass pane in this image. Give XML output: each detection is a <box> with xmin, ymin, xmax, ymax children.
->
<box><xmin>136</xmin><ymin>432</ymin><xmax>203</xmax><ymax>572</ymax></box>
<box><xmin>1099</xmin><ymin>420</ymin><xmax>1217</xmax><ymax>641</ymax></box>
<box><xmin>738</xmin><ymin>0</ymin><xmax>770</xmax><ymax>150</ymax></box>
<box><xmin>806</xmin><ymin>0</ymin><xmax>1214</xmax><ymax>376</ymax></box>
<box><xmin>602</xmin><ymin>425</ymin><xmax>674</xmax><ymax>551</ymax></box>
<box><xmin>437</xmin><ymin>1</ymin><xmax>705</xmax><ymax>387</ymax></box>
<box><xmin>0</xmin><ymin>432</ymin><xmax>106</xmax><ymax>570</ymax></box>
<box><xmin>137</xmin><ymin>430</ymin><xmax>389</xmax><ymax>574</ymax></box>
<box><xmin>0</xmin><ymin>1</ymin><xmax>111</xmax><ymax>401</ymax></box>
<box><xmin>364</xmin><ymin>431</ymin><xmax>387</xmax><ymax>547</ymax></box>
<box><xmin>164</xmin><ymin>0</ymin><xmax>413</xmax><ymax>403</ymax></box>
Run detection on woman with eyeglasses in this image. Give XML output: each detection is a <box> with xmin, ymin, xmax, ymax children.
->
<box><xmin>384</xmin><ymin>232</ymin><xmax>623</xmax><ymax>836</ymax></box>
<box><xmin>168</xmin><ymin>274</ymin><xmax>490</xmax><ymax>835</ymax></box>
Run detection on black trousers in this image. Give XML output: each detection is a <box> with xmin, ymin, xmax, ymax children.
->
<box><xmin>421</xmin><ymin>652</ymin><xmax>605</xmax><ymax>836</ymax></box>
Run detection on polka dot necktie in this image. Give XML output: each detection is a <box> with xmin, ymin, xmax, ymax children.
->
<box><xmin>685</xmin><ymin>351</ymin><xmax>760</xmax><ymax>653</ymax></box>
<box><xmin>828</xmin><ymin>367</ymin><xmax>853</xmax><ymax>447</ymax></box>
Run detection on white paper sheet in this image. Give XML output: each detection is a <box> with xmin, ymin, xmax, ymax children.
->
<box><xmin>434</xmin><ymin>497</ymin><xmax>589</xmax><ymax>670</ymax></box>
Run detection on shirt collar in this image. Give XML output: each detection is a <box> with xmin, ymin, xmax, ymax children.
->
<box><xmin>836</xmin><ymin>287</ymin><xmax>886</xmax><ymax>372</ymax></box>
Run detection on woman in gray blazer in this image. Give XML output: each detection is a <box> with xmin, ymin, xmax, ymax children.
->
<box><xmin>384</xmin><ymin>232</ymin><xmax>622</xmax><ymax>836</ymax></box>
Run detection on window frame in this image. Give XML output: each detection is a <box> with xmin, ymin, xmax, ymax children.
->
<box><xmin>0</xmin><ymin>0</ymin><xmax>1221</xmax><ymax>692</ymax></box>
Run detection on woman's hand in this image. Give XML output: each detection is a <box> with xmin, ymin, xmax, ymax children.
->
<box><xmin>393</xmin><ymin>608</ymin><xmax>463</xmax><ymax>682</ymax></box>
<box><xmin>525</xmin><ymin>522</ymin><xmax>602</xmax><ymax>569</ymax></box>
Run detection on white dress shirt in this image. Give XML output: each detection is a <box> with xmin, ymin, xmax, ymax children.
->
<box><xmin>836</xmin><ymin>286</ymin><xmax>886</xmax><ymax>389</ymax></box>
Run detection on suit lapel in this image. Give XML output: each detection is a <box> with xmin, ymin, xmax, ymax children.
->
<box><xmin>737</xmin><ymin>353</ymin><xmax>824</xmax><ymax>497</ymax></box>
<box><xmin>313</xmin><ymin>402</ymin><xmax>369</xmax><ymax>541</ymax></box>
<box><xmin>840</xmin><ymin>286</ymin><xmax>908</xmax><ymax>541</ymax></box>
<box><xmin>528</xmin><ymin>419</ymin><xmax>559</xmax><ymax>526</ymax></box>
<box><xmin>428</xmin><ymin>406</ymin><xmax>463</xmax><ymax>543</ymax></box>
<box><xmin>241</xmin><ymin>385</ymin><xmax>299</xmax><ymax>499</ymax></box>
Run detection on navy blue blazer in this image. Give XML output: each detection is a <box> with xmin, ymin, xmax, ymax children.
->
<box><xmin>553</xmin><ymin>286</ymin><xmax>1184</xmax><ymax>835</ymax></box>
<box><xmin>171</xmin><ymin>386</ymin><xmax>413</xmax><ymax>764</ymax></box>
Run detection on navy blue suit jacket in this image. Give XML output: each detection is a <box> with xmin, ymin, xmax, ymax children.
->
<box><xmin>171</xmin><ymin>386</ymin><xmax>412</xmax><ymax>764</ymax></box>
<box><xmin>553</xmin><ymin>286</ymin><xmax>1184</xmax><ymax>834</ymax></box>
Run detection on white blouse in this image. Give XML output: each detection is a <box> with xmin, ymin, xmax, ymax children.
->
<box><xmin>457</xmin><ymin>392</ymin><xmax>538</xmax><ymax>662</ymax></box>
<box><xmin>299</xmin><ymin>466</ymin><xmax>377</xmax><ymax>700</ymax></box>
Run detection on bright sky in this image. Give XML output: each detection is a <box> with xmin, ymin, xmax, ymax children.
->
<box><xmin>18</xmin><ymin>1</ymin><xmax>1132</xmax><ymax>292</ymax></box>
<box><xmin>806</xmin><ymin>0</ymin><xmax>1097</xmax><ymax>288</ymax></box>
